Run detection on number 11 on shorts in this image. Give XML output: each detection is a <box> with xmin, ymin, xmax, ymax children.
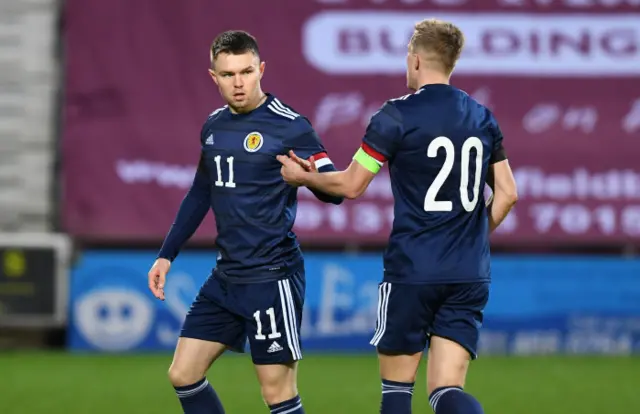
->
<box><xmin>253</xmin><ymin>307</ymin><xmax>281</xmax><ymax>340</ymax></box>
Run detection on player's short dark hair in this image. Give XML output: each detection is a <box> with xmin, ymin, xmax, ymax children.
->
<box><xmin>410</xmin><ymin>19</ymin><xmax>464</xmax><ymax>75</ymax></box>
<box><xmin>210</xmin><ymin>30</ymin><xmax>260</xmax><ymax>66</ymax></box>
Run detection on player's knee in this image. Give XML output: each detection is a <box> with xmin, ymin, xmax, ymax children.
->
<box><xmin>257</xmin><ymin>366</ymin><xmax>297</xmax><ymax>406</ymax></box>
<box><xmin>427</xmin><ymin>337</ymin><xmax>470</xmax><ymax>394</ymax></box>
<box><xmin>427</xmin><ymin>374</ymin><xmax>466</xmax><ymax>396</ymax></box>
<box><xmin>167</xmin><ymin>363</ymin><xmax>203</xmax><ymax>388</ymax></box>
<box><xmin>426</xmin><ymin>356</ymin><xmax>468</xmax><ymax>394</ymax></box>
<box><xmin>378</xmin><ymin>351</ymin><xmax>422</xmax><ymax>383</ymax></box>
<box><xmin>261</xmin><ymin>383</ymin><xmax>297</xmax><ymax>406</ymax></box>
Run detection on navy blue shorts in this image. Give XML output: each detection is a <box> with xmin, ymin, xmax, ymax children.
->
<box><xmin>370</xmin><ymin>282</ymin><xmax>489</xmax><ymax>359</ymax></box>
<box><xmin>180</xmin><ymin>270</ymin><xmax>305</xmax><ymax>365</ymax></box>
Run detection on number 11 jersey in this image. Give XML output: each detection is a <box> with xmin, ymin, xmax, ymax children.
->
<box><xmin>355</xmin><ymin>84</ymin><xmax>507</xmax><ymax>284</ymax></box>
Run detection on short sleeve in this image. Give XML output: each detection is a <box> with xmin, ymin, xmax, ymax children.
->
<box><xmin>353</xmin><ymin>102</ymin><xmax>404</xmax><ymax>174</ymax></box>
<box><xmin>489</xmin><ymin>116</ymin><xmax>507</xmax><ymax>165</ymax></box>
<box><xmin>287</xmin><ymin>121</ymin><xmax>335</xmax><ymax>170</ymax></box>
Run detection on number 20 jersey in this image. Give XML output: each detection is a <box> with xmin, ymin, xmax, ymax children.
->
<box><xmin>358</xmin><ymin>84</ymin><xmax>506</xmax><ymax>284</ymax></box>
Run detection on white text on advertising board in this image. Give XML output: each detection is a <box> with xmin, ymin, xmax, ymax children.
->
<box><xmin>303</xmin><ymin>13</ymin><xmax>640</xmax><ymax>76</ymax></box>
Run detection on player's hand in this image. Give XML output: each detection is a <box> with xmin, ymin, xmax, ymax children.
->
<box><xmin>148</xmin><ymin>258</ymin><xmax>171</xmax><ymax>300</ymax></box>
<box><xmin>277</xmin><ymin>153</ymin><xmax>307</xmax><ymax>186</ymax></box>
<box><xmin>288</xmin><ymin>150</ymin><xmax>317</xmax><ymax>173</ymax></box>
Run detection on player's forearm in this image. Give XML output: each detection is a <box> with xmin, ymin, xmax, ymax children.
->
<box><xmin>310</xmin><ymin>188</ymin><xmax>344</xmax><ymax>205</ymax></box>
<box><xmin>301</xmin><ymin>171</ymin><xmax>357</xmax><ymax>199</ymax></box>
<box><xmin>157</xmin><ymin>187</ymin><xmax>210</xmax><ymax>261</ymax></box>
<box><xmin>487</xmin><ymin>191</ymin><xmax>518</xmax><ymax>233</ymax></box>
<box><xmin>309</xmin><ymin>164</ymin><xmax>344</xmax><ymax>204</ymax></box>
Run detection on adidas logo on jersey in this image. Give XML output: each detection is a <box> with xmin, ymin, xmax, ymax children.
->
<box><xmin>205</xmin><ymin>134</ymin><xmax>214</xmax><ymax>145</ymax></box>
<box><xmin>267</xmin><ymin>341</ymin><xmax>283</xmax><ymax>353</ymax></box>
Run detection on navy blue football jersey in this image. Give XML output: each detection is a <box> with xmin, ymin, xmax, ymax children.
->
<box><xmin>158</xmin><ymin>94</ymin><xmax>342</xmax><ymax>282</ymax></box>
<box><xmin>355</xmin><ymin>84</ymin><xmax>505</xmax><ymax>284</ymax></box>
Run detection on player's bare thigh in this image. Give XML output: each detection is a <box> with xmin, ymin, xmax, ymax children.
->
<box><xmin>168</xmin><ymin>337</ymin><xmax>227</xmax><ymax>387</ymax></box>
<box><xmin>378</xmin><ymin>351</ymin><xmax>423</xmax><ymax>383</ymax></box>
<box><xmin>426</xmin><ymin>335</ymin><xmax>470</xmax><ymax>394</ymax></box>
<box><xmin>254</xmin><ymin>362</ymin><xmax>299</xmax><ymax>405</ymax></box>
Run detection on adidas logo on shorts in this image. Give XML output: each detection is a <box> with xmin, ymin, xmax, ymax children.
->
<box><xmin>267</xmin><ymin>341</ymin><xmax>283</xmax><ymax>353</ymax></box>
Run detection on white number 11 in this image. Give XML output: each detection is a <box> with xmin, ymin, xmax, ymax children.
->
<box><xmin>213</xmin><ymin>155</ymin><xmax>236</xmax><ymax>188</ymax></box>
<box><xmin>253</xmin><ymin>307</ymin><xmax>281</xmax><ymax>340</ymax></box>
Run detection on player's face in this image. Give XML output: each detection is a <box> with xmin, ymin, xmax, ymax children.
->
<box><xmin>209</xmin><ymin>52</ymin><xmax>265</xmax><ymax>113</ymax></box>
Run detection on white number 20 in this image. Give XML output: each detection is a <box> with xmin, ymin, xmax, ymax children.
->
<box><xmin>424</xmin><ymin>136</ymin><xmax>483</xmax><ymax>212</ymax></box>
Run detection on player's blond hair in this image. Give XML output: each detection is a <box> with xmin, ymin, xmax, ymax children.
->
<box><xmin>409</xmin><ymin>19</ymin><xmax>465</xmax><ymax>76</ymax></box>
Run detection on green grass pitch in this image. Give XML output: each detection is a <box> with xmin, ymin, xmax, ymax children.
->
<box><xmin>0</xmin><ymin>352</ymin><xmax>637</xmax><ymax>413</ymax></box>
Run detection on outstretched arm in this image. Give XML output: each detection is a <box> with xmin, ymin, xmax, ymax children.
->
<box><xmin>280</xmin><ymin>149</ymin><xmax>376</xmax><ymax>199</ymax></box>
<box><xmin>280</xmin><ymin>101</ymin><xmax>403</xmax><ymax>200</ymax></box>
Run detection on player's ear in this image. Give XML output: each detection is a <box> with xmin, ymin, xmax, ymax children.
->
<box><xmin>412</xmin><ymin>54</ymin><xmax>420</xmax><ymax>71</ymax></box>
<box><xmin>208</xmin><ymin>69</ymin><xmax>218</xmax><ymax>85</ymax></box>
<box><xmin>259</xmin><ymin>61</ymin><xmax>265</xmax><ymax>79</ymax></box>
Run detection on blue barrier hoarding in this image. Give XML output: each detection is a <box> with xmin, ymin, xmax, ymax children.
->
<box><xmin>68</xmin><ymin>251</ymin><xmax>640</xmax><ymax>355</ymax></box>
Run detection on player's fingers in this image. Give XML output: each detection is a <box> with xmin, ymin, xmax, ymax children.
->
<box><xmin>288</xmin><ymin>150</ymin><xmax>304</xmax><ymax>163</ymax></box>
<box><xmin>288</xmin><ymin>151</ymin><xmax>308</xmax><ymax>165</ymax></box>
<box><xmin>293</xmin><ymin>156</ymin><xmax>313</xmax><ymax>171</ymax></box>
<box><xmin>289</xmin><ymin>152</ymin><xmax>305</xmax><ymax>165</ymax></box>
<box><xmin>156</xmin><ymin>273</ymin><xmax>166</xmax><ymax>300</ymax></box>
<box><xmin>148</xmin><ymin>274</ymin><xmax>161</xmax><ymax>299</ymax></box>
<box><xmin>276</xmin><ymin>154</ymin><xmax>291</xmax><ymax>165</ymax></box>
<box><xmin>308</xmin><ymin>155</ymin><xmax>318</xmax><ymax>172</ymax></box>
<box><xmin>289</xmin><ymin>152</ymin><xmax>311</xmax><ymax>170</ymax></box>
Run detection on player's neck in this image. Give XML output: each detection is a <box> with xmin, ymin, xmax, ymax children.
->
<box><xmin>248</xmin><ymin>91</ymin><xmax>268</xmax><ymax>111</ymax></box>
<box><xmin>415</xmin><ymin>71</ymin><xmax>450</xmax><ymax>89</ymax></box>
